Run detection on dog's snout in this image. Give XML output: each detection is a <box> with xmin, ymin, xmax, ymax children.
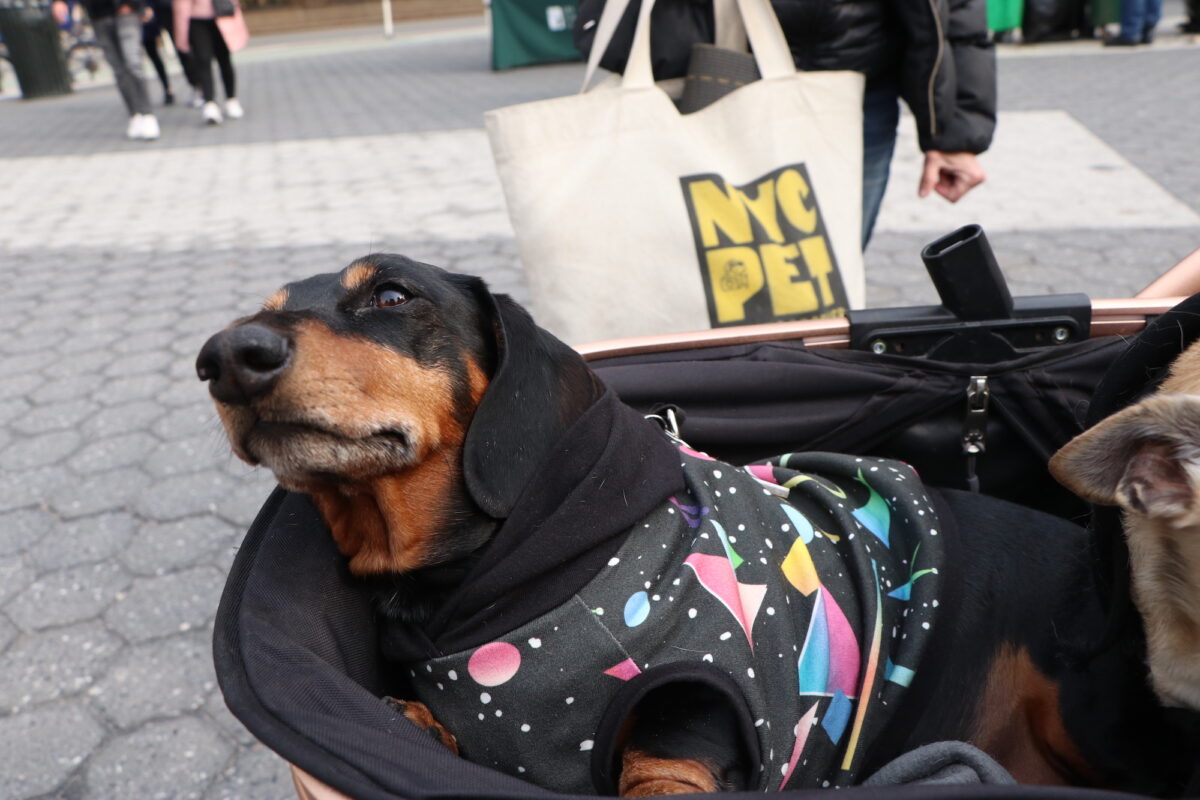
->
<box><xmin>196</xmin><ymin>324</ymin><xmax>292</xmax><ymax>405</ymax></box>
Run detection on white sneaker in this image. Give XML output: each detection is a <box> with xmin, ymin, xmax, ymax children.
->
<box><xmin>224</xmin><ymin>98</ymin><xmax>244</xmax><ymax>119</ymax></box>
<box><xmin>189</xmin><ymin>89</ymin><xmax>203</xmax><ymax>108</ymax></box>
<box><xmin>202</xmin><ymin>101</ymin><xmax>223</xmax><ymax>125</ymax></box>
<box><xmin>126</xmin><ymin>113</ymin><xmax>143</xmax><ymax>139</ymax></box>
<box><xmin>139</xmin><ymin>114</ymin><xmax>160</xmax><ymax>140</ymax></box>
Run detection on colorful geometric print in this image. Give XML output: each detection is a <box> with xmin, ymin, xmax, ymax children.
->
<box><xmin>405</xmin><ymin>445</ymin><xmax>945</xmax><ymax>795</ymax></box>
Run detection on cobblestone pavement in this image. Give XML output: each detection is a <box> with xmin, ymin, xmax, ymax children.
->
<box><xmin>1</xmin><ymin>9</ymin><xmax>1199</xmax><ymax>799</ymax></box>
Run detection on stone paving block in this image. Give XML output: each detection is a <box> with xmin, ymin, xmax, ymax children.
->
<box><xmin>67</xmin><ymin>432</ymin><xmax>162</xmax><ymax>475</ymax></box>
<box><xmin>0</xmin><ymin>613</ymin><xmax>15</xmax><ymax>653</ymax></box>
<box><xmin>86</xmin><ymin>716</ymin><xmax>235</xmax><ymax>800</ymax></box>
<box><xmin>0</xmin><ymin>620</ymin><xmax>123</xmax><ymax>713</ymax></box>
<box><xmin>124</xmin><ymin>309</ymin><xmax>183</xmax><ymax>334</ymax></box>
<box><xmin>80</xmin><ymin>400</ymin><xmax>167</xmax><ymax>440</ymax></box>
<box><xmin>142</xmin><ymin>432</ymin><xmax>229</xmax><ymax>480</ymax></box>
<box><xmin>5</xmin><ymin>352</ymin><xmax>53</xmax><ymax>378</ymax></box>
<box><xmin>0</xmin><ymin>397</ymin><xmax>31</xmax><ymax>427</ymax></box>
<box><xmin>0</xmin><ymin>430</ymin><xmax>83</xmax><ymax>472</ymax></box>
<box><xmin>101</xmin><ymin>351</ymin><xmax>177</xmax><ymax>383</ymax></box>
<box><xmin>159</xmin><ymin>377</ymin><xmax>214</xmax><ymax>409</ymax></box>
<box><xmin>5</xmin><ymin>561</ymin><xmax>131</xmax><ymax>632</ymax></box>
<box><xmin>108</xmin><ymin>331</ymin><xmax>178</xmax><ymax>360</ymax></box>
<box><xmin>121</xmin><ymin>516</ymin><xmax>238</xmax><ymax>576</ymax></box>
<box><xmin>75</xmin><ymin>311</ymin><xmax>146</xmax><ymax>342</ymax></box>
<box><xmin>39</xmin><ymin>350</ymin><xmax>114</xmax><ymax>381</ymax></box>
<box><xmin>0</xmin><ymin>466</ymin><xmax>71</xmax><ymax>515</ymax></box>
<box><xmin>11</xmin><ymin>399</ymin><xmax>101</xmax><ymax>437</ymax></box>
<box><xmin>48</xmin><ymin>466</ymin><xmax>152</xmax><ymax>519</ymax></box>
<box><xmin>29</xmin><ymin>512</ymin><xmax>138</xmax><ymax>571</ymax></box>
<box><xmin>57</xmin><ymin>329</ymin><xmax>123</xmax><ymax>356</ymax></box>
<box><xmin>152</xmin><ymin>404</ymin><xmax>225</xmax><ymax>443</ymax></box>
<box><xmin>35</xmin><ymin>372</ymin><xmax>108</xmax><ymax>405</ymax></box>
<box><xmin>204</xmin><ymin>743</ymin><xmax>293</xmax><ymax>800</ymax></box>
<box><xmin>90</xmin><ymin>633</ymin><xmax>216</xmax><ymax>729</ymax></box>
<box><xmin>178</xmin><ymin>306</ymin><xmax>251</xmax><ymax>339</ymax></box>
<box><xmin>135</xmin><ymin>471</ymin><xmax>251</xmax><ymax>521</ymax></box>
<box><xmin>0</xmin><ymin>703</ymin><xmax>106</xmax><ymax>800</ymax></box>
<box><xmin>0</xmin><ymin>309</ymin><xmax>30</xmax><ymax>333</ymax></box>
<box><xmin>2</xmin><ymin>330</ymin><xmax>68</xmax><ymax>355</ymax></box>
<box><xmin>0</xmin><ymin>373</ymin><xmax>44</xmax><ymax>402</ymax></box>
<box><xmin>0</xmin><ymin>507</ymin><xmax>56</xmax><ymax>557</ymax></box>
<box><xmin>103</xmin><ymin>566</ymin><xmax>224</xmax><ymax>642</ymax></box>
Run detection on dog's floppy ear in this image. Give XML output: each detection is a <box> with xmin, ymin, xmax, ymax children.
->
<box><xmin>462</xmin><ymin>287</ymin><xmax>604</xmax><ymax>519</ymax></box>
<box><xmin>1050</xmin><ymin>393</ymin><xmax>1200</xmax><ymax>518</ymax></box>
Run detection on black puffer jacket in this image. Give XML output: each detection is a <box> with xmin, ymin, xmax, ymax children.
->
<box><xmin>575</xmin><ymin>0</ymin><xmax>995</xmax><ymax>154</ymax></box>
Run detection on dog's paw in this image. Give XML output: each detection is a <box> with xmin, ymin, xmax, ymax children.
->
<box><xmin>384</xmin><ymin>696</ymin><xmax>459</xmax><ymax>755</ymax></box>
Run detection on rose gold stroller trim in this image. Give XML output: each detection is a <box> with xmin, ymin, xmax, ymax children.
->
<box><xmin>576</xmin><ymin>297</ymin><xmax>1189</xmax><ymax>361</ymax></box>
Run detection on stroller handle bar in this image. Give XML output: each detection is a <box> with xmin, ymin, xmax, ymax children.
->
<box><xmin>577</xmin><ymin>246</ymin><xmax>1200</xmax><ymax>361</ymax></box>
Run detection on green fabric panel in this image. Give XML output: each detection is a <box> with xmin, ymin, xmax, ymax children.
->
<box><xmin>987</xmin><ymin>0</ymin><xmax>1024</xmax><ymax>32</ymax></box>
<box><xmin>491</xmin><ymin>0</ymin><xmax>583</xmax><ymax>70</ymax></box>
<box><xmin>1090</xmin><ymin>0</ymin><xmax>1121</xmax><ymax>26</ymax></box>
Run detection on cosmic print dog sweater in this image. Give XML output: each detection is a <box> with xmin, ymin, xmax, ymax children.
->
<box><xmin>405</xmin><ymin>441</ymin><xmax>945</xmax><ymax>794</ymax></box>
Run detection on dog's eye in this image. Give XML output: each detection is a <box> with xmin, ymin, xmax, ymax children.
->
<box><xmin>372</xmin><ymin>286</ymin><xmax>409</xmax><ymax>308</ymax></box>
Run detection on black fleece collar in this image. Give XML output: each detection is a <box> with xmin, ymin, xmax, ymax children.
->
<box><xmin>380</xmin><ymin>390</ymin><xmax>686</xmax><ymax>663</ymax></box>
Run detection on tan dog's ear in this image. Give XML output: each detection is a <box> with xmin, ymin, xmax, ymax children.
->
<box><xmin>1049</xmin><ymin>394</ymin><xmax>1200</xmax><ymax>518</ymax></box>
<box><xmin>1054</xmin><ymin>392</ymin><xmax>1200</xmax><ymax>710</ymax></box>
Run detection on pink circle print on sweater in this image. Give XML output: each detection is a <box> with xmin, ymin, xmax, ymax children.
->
<box><xmin>467</xmin><ymin>642</ymin><xmax>522</xmax><ymax>686</ymax></box>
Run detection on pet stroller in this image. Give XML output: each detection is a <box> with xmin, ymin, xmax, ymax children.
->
<box><xmin>213</xmin><ymin>226</ymin><xmax>1200</xmax><ymax>800</ymax></box>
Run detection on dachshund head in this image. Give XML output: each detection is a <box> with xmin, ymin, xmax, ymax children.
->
<box><xmin>198</xmin><ymin>254</ymin><xmax>603</xmax><ymax>575</ymax></box>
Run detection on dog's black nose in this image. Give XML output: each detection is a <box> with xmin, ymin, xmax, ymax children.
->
<box><xmin>196</xmin><ymin>324</ymin><xmax>291</xmax><ymax>405</ymax></box>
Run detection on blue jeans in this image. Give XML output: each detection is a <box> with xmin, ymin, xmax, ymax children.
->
<box><xmin>861</xmin><ymin>79</ymin><xmax>901</xmax><ymax>249</ymax></box>
<box><xmin>1119</xmin><ymin>0</ymin><xmax>1163</xmax><ymax>39</ymax></box>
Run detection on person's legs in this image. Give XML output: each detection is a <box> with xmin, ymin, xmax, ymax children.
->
<box><xmin>143</xmin><ymin>28</ymin><xmax>170</xmax><ymax>99</ymax></box>
<box><xmin>1184</xmin><ymin>0</ymin><xmax>1200</xmax><ymax>29</ymax></box>
<box><xmin>1118</xmin><ymin>0</ymin><xmax>1147</xmax><ymax>40</ymax></box>
<box><xmin>159</xmin><ymin>0</ymin><xmax>201</xmax><ymax>94</ymax></box>
<box><xmin>189</xmin><ymin>18</ymin><xmax>216</xmax><ymax>102</ymax></box>
<box><xmin>93</xmin><ymin>16</ymin><xmax>130</xmax><ymax>112</ymax></box>
<box><xmin>860</xmin><ymin>79</ymin><xmax>901</xmax><ymax>250</ymax></box>
<box><xmin>211</xmin><ymin>27</ymin><xmax>236</xmax><ymax>100</ymax></box>
<box><xmin>114</xmin><ymin>12</ymin><xmax>152</xmax><ymax>115</ymax></box>
<box><xmin>1142</xmin><ymin>0</ymin><xmax>1163</xmax><ymax>37</ymax></box>
<box><xmin>92</xmin><ymin>16</ymin><xmax>135</xmax><ymax>113</ymax></box>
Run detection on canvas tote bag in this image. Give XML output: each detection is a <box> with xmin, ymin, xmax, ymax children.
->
<box><xmin>485</xmin><ymin>0</ymin><xmax>865</xmax><ymax>344</ymax></box>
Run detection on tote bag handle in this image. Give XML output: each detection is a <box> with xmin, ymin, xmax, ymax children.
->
<box><xmin>581</xmin><ymin>0</ymin><xmax>755</xmax><ymax>91</ymax></box>
<box><xmin>622</xmin><ymin>0</ymin><xmax>796</xmax><ymax>89</ymax></box>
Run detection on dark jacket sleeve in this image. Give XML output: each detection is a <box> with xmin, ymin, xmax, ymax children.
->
<box><xmin>896</xmin><ymin>0</ymin><xmax>997</xmax><ymax>154</ymax></box>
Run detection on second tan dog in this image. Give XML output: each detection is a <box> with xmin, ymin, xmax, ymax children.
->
<box><xmin>1050</xmin><ymin>340</ymin><xmax>1200</xmax><ymax>712</ymax></box>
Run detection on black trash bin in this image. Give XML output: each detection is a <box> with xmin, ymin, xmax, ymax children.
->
<box><xmin>0</xmin><ymin>0</ymin><xmax>71</xmax><ymax>98</ymax></box>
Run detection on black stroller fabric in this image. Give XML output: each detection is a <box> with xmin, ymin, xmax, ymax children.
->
<box><xmin>590</xmin><ymin>335</ymin><xmax>1124</xmax><ymax>520</ymax></box>
<box><xmin>212</xmin><ymin>329</ymin><xmax>1178</xmax><ymax>800</ymax></box>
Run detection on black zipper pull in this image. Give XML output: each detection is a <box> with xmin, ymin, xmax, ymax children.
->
<box><xmin>963</xmin><ymin>375</ymin><xmax>989</xmax><ymax>493</ymax></box>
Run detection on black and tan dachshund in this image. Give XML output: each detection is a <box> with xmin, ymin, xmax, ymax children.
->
<box><xmin>197</xmin><ymin>254</ymin><xmax>1199</xmax><ymax>797</ymax></box>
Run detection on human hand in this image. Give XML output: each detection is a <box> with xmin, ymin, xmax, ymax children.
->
<box><xmin>919</xmin><ymin>151</ymin><xmax>986</xmax><ymax>203</ymax></box>
<box><xmin>50</xmin><ymin>0</ymin><xmax>69</xmax><ymax>24</ymax></box>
